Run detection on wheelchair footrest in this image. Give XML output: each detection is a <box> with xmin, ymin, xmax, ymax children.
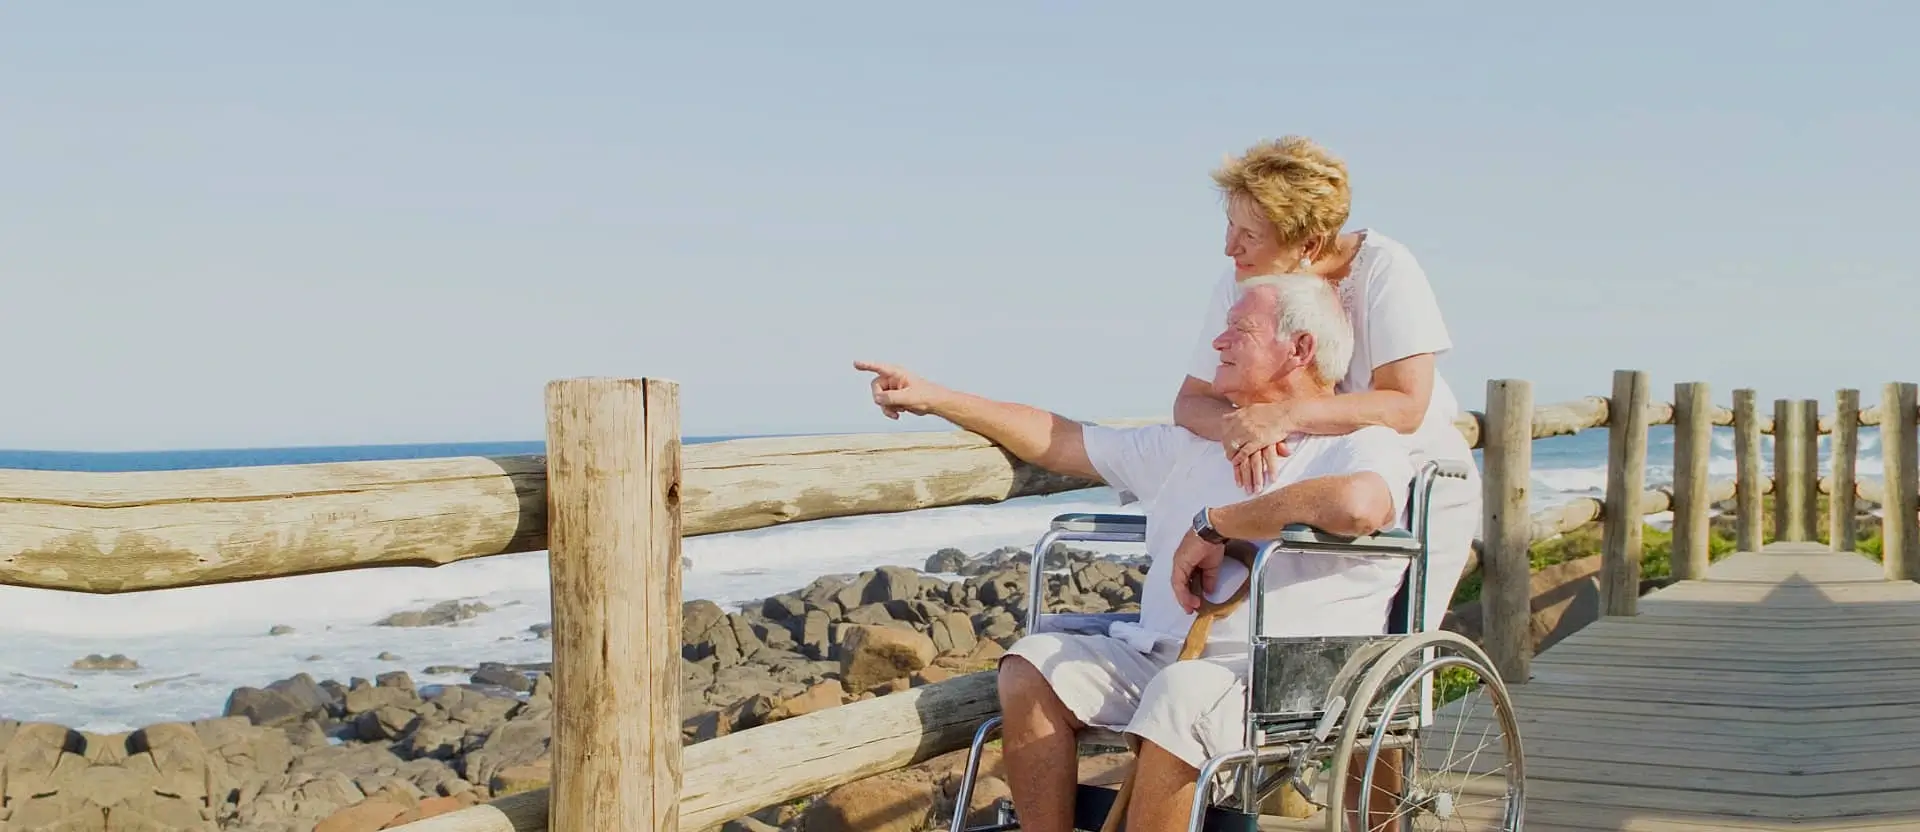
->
<box><xmin>1072</xmin><ymin>784</ymin><xmax>1259</xmax><ymax>832</ymax></box>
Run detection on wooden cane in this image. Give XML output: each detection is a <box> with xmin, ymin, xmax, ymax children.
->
<box><xmin>1098</xmin><ymin>540</ymin><xmax>1260</xmax><ymax>832</ymax></box>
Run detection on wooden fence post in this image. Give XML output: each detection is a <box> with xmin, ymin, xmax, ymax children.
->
<box><xmin>1602</xmin><ymin>369</ymin><xmax>1649</xmax><ymax>617</ymax></box>
<box><xmin>1733</xmin><ymin>389</ymin><xmax>1764</xmax><ymax>552</ymax></box>
<box><xmin>1774</xmin><ymin>399</ymin><xmax>1809</xmax><ymax>543</ymax></box>
<box><xmin>1482</xmin><ymin>379</ymin><xmax>1533</xmax><ymax>683</ymax></box>
<box><xmin>1831</xmin><ymin>389</ymin><xmax>1858</xmax><ymax>551</ymax></box>
<box><xmin>1672</xmin><ymin>382</ymin><xmax>1712</xmax><ymax>580</ymax></box>
<box><xmin>1883</xmin><ymin>382</ymin><xmax>1919</xmax><ymax>581</ymax></box>
<box><xmin>546</xmin><ymin>377</ymin><xmax>684</xmax><ymax>832</ymax></box>
<box><xmin>1801</xmin><ymin>398</ymin><xmax>1821</xmax><ymax>540</ymax></box>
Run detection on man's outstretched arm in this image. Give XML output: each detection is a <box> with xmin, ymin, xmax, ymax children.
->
<box><xmin>854</xmin><ymin>361</ymin><xmax>1101</xmax><ymax>482</ymax></box>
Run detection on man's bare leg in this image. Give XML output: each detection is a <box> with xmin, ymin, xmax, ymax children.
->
<box><xmin>1342</xmin><ymin>748</ymin><xmax>1406</xmax><ymax>831</ymax></box>
<box><xmin>998</xmin><ymin>657</ymin><xmax>1085</xmax><ymax>832</ymax></box>
<box><xmin>1119</xmin><ymin>740</ymin><xmax>1199</xmax><ymax>832</ymax></box>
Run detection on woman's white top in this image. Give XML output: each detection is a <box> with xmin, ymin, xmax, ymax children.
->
<box><xmin>1184</xmin><ymin>228</ymin><xmax>1473</xmax><ymax>468</ymax></box>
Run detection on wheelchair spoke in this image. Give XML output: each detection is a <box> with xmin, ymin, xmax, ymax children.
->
<box><xmin>1347</xmin><ymin>636</ymin><xmax>1524</xmax><ymax>832</ymax></box>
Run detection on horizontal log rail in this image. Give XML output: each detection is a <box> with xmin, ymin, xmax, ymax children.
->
<box><xmin>6</xmin><ymin>373</ymin><xmax>1918</xmax><ymax>832</ymax></box>
<box><xmin>9</xmin><ymin>391</ymin><xmax>1907</xmax><ymax>595</ymax></box>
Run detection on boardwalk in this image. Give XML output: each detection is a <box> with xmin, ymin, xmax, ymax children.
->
<box><xmin>1254</xmin><ymin>543</ymin><xmax>1920</xmax><ymax>830</ymax></box>
<box><xmin>1437</xmin><ymin>543</ymin><xmax>1920</xmax><ymax>830</ymax></box>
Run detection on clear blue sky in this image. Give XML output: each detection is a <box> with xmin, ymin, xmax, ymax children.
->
<box><xmin>3</xmin><ymin>2</ymin><xmax>1915</xmax><ymax>451</ymax></box>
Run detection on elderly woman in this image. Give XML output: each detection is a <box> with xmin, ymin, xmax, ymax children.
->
<box><xmin>1172</xmin><ymin>135</ymin><xmax>1480</xmax><ymax>637</ymax></box>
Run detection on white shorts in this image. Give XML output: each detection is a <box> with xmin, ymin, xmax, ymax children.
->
<box><xmin>1003</xmin><ymin>631</ymin><xmax>1251</xmax><ymax>772</ymax></box>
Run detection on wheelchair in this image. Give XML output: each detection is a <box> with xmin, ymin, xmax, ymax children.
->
<box><xmin>947</xmin><ymin>459</ymin><xmax>1525</xmax><ymax>832</ymax></box>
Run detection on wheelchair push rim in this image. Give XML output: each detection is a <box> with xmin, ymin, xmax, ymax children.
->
<box><xmin>1326</xmin><ymin>630</ymin><xmax>1525</xmax><ymax>832</ymax></box>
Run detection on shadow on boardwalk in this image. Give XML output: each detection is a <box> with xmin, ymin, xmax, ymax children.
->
<box><xmin>1419</xmin><ymin>542</ymin><xmax>1920</xmax><ymax>831</ymax></box>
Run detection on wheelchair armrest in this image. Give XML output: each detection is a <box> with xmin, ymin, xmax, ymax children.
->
<box><xmin>1048</xmin><ymin>513</ymin><xmax>1147</xmax><ymax>537</ymax></box>
<box><xmin>1275</xmin><ymin>523</ymin><xmax>1422</xmax><ymax>554</ymax></box>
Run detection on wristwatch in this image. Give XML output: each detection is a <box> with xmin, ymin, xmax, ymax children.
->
<box><xmin>1191</xmin><ymin>507</ymin><xmax>1227</xmax><ymax>544</ymax></box>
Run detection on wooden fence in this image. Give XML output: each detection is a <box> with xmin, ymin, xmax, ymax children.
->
<box><xmin>2</xmin><ymin>373</ymin><xmax>1917</xmax><ymax>831</ymax></box>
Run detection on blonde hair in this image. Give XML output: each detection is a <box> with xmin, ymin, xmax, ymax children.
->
<box><xmin>1233</xmin><ymin>273</ymin><xmax>1353</xmax><ymax>385</ymax></box>
<box><xmin>1212</xmin><ymin>136</ymin><xmax>1351</xmax><ymax>261</ymax></box>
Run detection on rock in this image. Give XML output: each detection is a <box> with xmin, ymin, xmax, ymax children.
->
<box><xmin>376</xmin><ymin>651</ymin><xmax>404</xmax><ymax>661</ymax></box>
<box><xmin>528</xmin><ymin>622</ymin><xmax>553</xmax><ymax>640</ymax></box>
<box><xmin>269</xmin><ymin>625</ymin><xmax>296</xmax><ymax>636</ymax></box>
<box><xmin>977</xmin><ymin>569</ymin><xmax>1025</xmax><ymax>608</ymax></box>
<box><xmin>870</xmin><ymin>565</ymin><xmax>922</xmax><ymax>604</ymax></box>
<box><xmin>761</xmin><ymin>594</ymin><xmax>806</xmax><ymax>621</ymax></box>
<box><xmin>344</xmin><ymin>680</ymin><xmax>418</xmax><ymax>716</ymax></box>
<box><xmin>71</xmin><ymin>653</ymin><xmax>139</xmax><ymax>671</ymax></box>
<box><xmin>925</xmin><ymin>547</ymin><xmax>969</xmax><ymax>574</ymax></box>
<box><xmin>225</xmin><ymin>686</ymin><xmax>312</xmax><ymax>728</ymax></box>
<box><xmin>835</xmin><ymin>573</ymin><xmax>878</xmax><ymax>611</ymax></box>
<box><xmin>395</xmin><ymin>721</ymin><xmax>467</xmax><ymax>761</ymax></box>
<box><xmin>768</xmin><ymin>680</ymin><xmax>847</xmax><ymax>722</ymax></box>
<box><xmin>377</xmin><ymin>671</ymin><xmax>416</xmax><ymax>694</ymax></box>
<box><xmin>974</xmin><ymin>610</ymin><xmax>1019</xmax><ymax>645</ymax></box>
<box><xmin>285</xmin><ymin>719</ymin><xmax>331</xmax><ymax>750</ymax></box>
<box><xmin>708</xmin><ymin>665</ymin><xmax>802</xmax><ymax>707</ymax></box>
<box><xmin>352</xmin><ymin>705</ymin><xmax>419</xmax><ymax>742</ymax></box>
<box><xmin>929</xmin><ymin>611</ymin><xmax>978</xmax><ymax>656</ymax></box>
<box><xmin>800</xmin><ymin>575</ymin><xmax>851</xmax><ymax>618</ymax></box>
<box><xmin>461</xmin><ymin>718</ymin><xmax>550</xmax><ymax>789</ymax></box>
<box><xmin>471</xmin><ymin>664</ymin><xmax>532</xmax><ymax>692</ymax></box>
<box><xmin>844</xmin><ymin>603</ymin><xmax>897</xmax><ymax>628</ymax></box>
<box><xmin>489</xmin><ymin>758</ymin><xmax>552</xmax><ymax>796</ymax></box>
<box><xmin>683</xmin><ymin>600</ymin><xmax>728</xmax><ymax>652</ymax></box>
<box><xmin>800</xmin><ymin>610</ymin><xmax>833</xmax><ymax>660</ymax></box>
<box><xmin>838</xmin><ymin>625</ymin><xmax>937</xmax><ymax>693</ymax></box>
<box><xmin>804</xmin><ymin>769</ymin><xmax>938</xmax><ymax>832</ymax></box>
<box><xmin>913</xmin><ymin>665</ymin><xmax>956</xmax><ymax>686</ymax></box>
<box><xmin>376</xmin><ymin>600</ymin><xmax>494</xmax><ymax>627</ymax></box>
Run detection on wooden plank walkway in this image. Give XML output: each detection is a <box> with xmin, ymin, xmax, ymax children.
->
<box><xmin>1268</xmin><ymin>543</ymin><xmax>1920</xmax><ymax>830</ymax></box>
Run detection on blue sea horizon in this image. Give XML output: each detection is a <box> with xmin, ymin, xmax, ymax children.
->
<box><xmin>0</xmin><ymin>435</ymin><xmax>753</xmax><ymax>472</ymax></box>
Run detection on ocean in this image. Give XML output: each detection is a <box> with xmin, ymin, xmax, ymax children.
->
<box><xmin>0</xmin><ymin>425</ymin><xmax>1868</xmax><ymax>732</ymax></box>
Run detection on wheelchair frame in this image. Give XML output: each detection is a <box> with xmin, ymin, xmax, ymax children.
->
<box><xmin>947</xmin><ymin>459</ymin><xmax>1526</xmax><ymax>832</ymax></box>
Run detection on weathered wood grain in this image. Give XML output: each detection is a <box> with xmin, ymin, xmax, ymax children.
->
<box><xmin>1481</xmin><ymin>379</ymin><xmax>1535</xmax><ymax>683</ymax></box>
<box><xmin>0</xmin><ymin>389</ymin><xmax>1662</xmax><ymax>594</ymax></box>
<box><xmin>1884</xmin><ymin>382</ymin><xmax>1920</xmax><ymax>581</ymax></box>
<box><xmin>1671</xmin><ymin>382</ymin><xmax>1713</xmax><ymax>580</ymax></box>
<box><xmin>543</xmin><ymin>377</ymin><xmax>681</xmax><ymax>831</ymax></box>
<box><xmin>1831</xmin><ymin>389</ymin><xmax>1859</xmax><ymax>551</ymax></box>
<box><xmin>1602</xmin><ymin>370</ymin><xmax>1650</xmax><ymax>616</ymax></box>
<box><xmin>1731</xmin><ymin>390</ymin><xmax>1764</xmax><ymax>550</ymax></box>
<box><xmin>0</xmin><ymin>428</ymin><xmax>1100</xmax><ymax>593</ymax></box>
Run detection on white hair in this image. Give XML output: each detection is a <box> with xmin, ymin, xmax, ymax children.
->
<box><xmin>1232</xmin><ymin>273</ymin><xmax>1353</xmax><ymax>384</ymax></box>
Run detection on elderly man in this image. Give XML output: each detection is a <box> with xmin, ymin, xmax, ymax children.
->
<box><xmin>853</xmin><ymin>274</ymin><xmax>1414</xmax><ymax>832</ymax></box>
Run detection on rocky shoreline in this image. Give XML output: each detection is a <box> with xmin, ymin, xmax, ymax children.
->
<box><xmin>0</xmin><ymin>543</ymin><xmax>1148</xmax><ymax>832</ymax></box>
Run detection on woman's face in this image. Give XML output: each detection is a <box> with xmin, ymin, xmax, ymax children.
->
<box><xmin>1223</xmin><ymin>195</ymin><xmax>1303</xmax><ymax>280</ymax></box>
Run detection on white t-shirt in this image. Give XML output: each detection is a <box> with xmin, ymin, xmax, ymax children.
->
<box><xmin>1081</xmin><ymin>422</ymin><xmax>1416</xmax><ymax>655</ymax></box>
<box><xmin>1184</xmin><ymin>229</ymin><xmax>1473</xmax><ymax>469</ymax></box>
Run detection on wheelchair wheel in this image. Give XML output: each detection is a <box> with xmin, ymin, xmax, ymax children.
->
<box><xmin>1322</xmin><ymin>631</ymin><xmax>1524</xmax><ymax>831</ymax></box>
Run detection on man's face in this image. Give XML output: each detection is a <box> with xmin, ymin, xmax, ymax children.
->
<box><xmin>1210</xmin><ymin>286</ymin><xmax>1309</xmax><ymax>401</ymax></box>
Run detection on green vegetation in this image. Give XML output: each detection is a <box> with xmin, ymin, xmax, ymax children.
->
<box><xmin>1450</xmin><ymin>492</ymin><xmax>1884</xmax><ymax>609</ymax></box>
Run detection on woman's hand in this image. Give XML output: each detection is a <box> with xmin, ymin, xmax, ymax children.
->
<box><xmin>1220</xmin><ymin>403</ymin><xmax>1295</xmax><ymax>493</ymax></box>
